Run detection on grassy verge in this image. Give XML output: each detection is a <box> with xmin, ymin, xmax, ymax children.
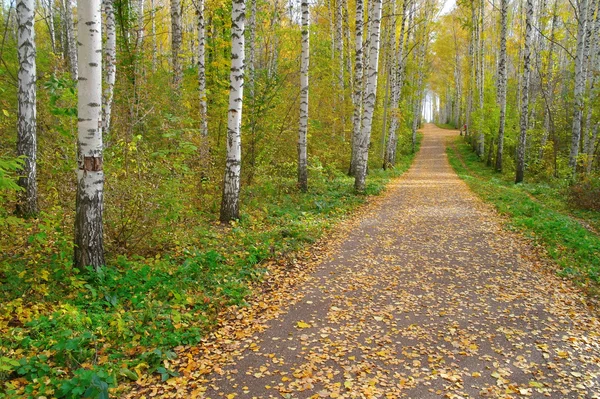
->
<box><xmin>446</xmin><ymin>137</ymin><xmax>600</xmax><ymax>295</ymax></box>
<box><xmin>0</xmin><ymin>136</ymin><xmax>420</xmax><ymax>399</ymax></box>
<box><xmin>436</xmin><ymin>123</ymin><xmax>456</xmax><ymax>130</ymax></box>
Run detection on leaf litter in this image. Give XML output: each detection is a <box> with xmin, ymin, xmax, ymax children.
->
<box><xmin>123</xmin><ymin>125</ymin><xmax>600</xmax><ymax>398</ymax></box>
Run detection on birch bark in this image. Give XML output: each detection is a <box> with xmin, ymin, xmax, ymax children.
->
<box><xmin>102</xmin><ymin>0</ymin><xmax>116</xmax><ymax>137</ymax></box>
<box><xmin>298</xmin><ymin>0</ymin><xmax>309</xmax><ymax>192</ymax></box>
<box><xmin>196</xmin><ymin>0</ymin><xmax>208</xmax><ymax>137</ymax></box>
<box><xmin>348</xmin><ymin>0</ymin><xmax>364</xmax><ymax>176</ymax></box>
<box><xmin>74</xmin><ymin>0</ymin><xmax>105</xmax><ymax>270</ymax></box>
<box><xmin>64</xmin><ymin>0</ymin><xmax>77</xmax><ymax>80</ymax></box>
<box><xmin>171</xmin><ymin>0</ymin><xmax>183</xmax><ymax>91</ymax></box>
<box><xmin>495</xmin><ymin>0</ymin><xmax>508</xmax><ymax>172</ymax></box>
<box><xmin>354</xmin><ymin>0</ymin><xmax>382</xmax><ymax>192</ymax></box>
<box><xmin>569</xmin><ymin>0</ymin><xmax>589</xmax><ymax>172</ymax></box>
<box><xmin>151</xmin><ymin>0</ymin><xmax>157</xmax><ymax>71</ymax></box>
<box><xmin>16</xmin><ymin>0</ymin><xmax>38</xmax><ymax>217</ymax></box>
<box><xmin>516</xmin><ymin>0</ymin><xmax>533</xmax><ymax>183</ymax></box>
<box><xmin>220</xmin><ymin>0</ymin><xmax>245</xmax><ymax>222</ymax></box>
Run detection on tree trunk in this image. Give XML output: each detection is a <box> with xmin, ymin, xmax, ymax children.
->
<box><xmin>354</xmin><ymin>0</ymin><xmax>382</xmax><ymax>192</ymax></box>
<box><xmin>16</xmin><ymin>0</ymin><xmax>38</xmax><ymax>217</ymax></box>
<box><xmin>495</xmin><ymin>0</ymin><xmax>508</xmax><ymax>172</ymax></box>
<box><xmin>102</xmin><ymin>0</ymin><xmax>116</xmax><ymax>138</ymax></box>
<box><xmin>516</xmin><ymin>0</ymin><xmax>533</xmax><ymax>183</ymax></box>
<box><xmin>348</xmin><ymin>0</ymin><xmax>364</xmax><ymax>176</ymax></box>
<box><xmin>46</xmin><ymin>0</ymin><xmax>56</xmax><ymax>53</ymax></box>
<box><xmin>298</xmin><ymin>0</ymin><xmax>309</xmax><ymax>192</ymax></box>
<box><xmin>64</xmin><ymin>0</ymin><xmax>78</xmax><ymax>80</ymax></box>
<box><xmin>539</xmin><ymin>0</ymin><xmax>558</xmax><ymax>161</ymax></box>
<box><xmin>136</xmin><ymin>0</ymin><xmax>144</xmax><ymax>49</ymax></box>
<box><xmin>220</xmin><ymin>0</ymin><xmax>245</xmax><ymax>222</ymax></box>
<box><xmin>171</xmin><ymin>0</ymin><xmax>183</xmax><ymax>92</ymax></box>
<box><xmin>74</xmin><ymin>0</ymin><xmax>105</xmax><ymax>270</ymax></box>
<box><xmin>196</xmin><ymin>0</ymin><xmax>208</xmax><ymax>137</ymax></box>
<box><xmin>569</xmin><ymin>0</ymin><xmax>590</xmax><ymax>173</ymax></box>
<box><xmin>151</xmin><ymin>0</ymin><xmax>157</xmax><ymax>71</ymax></box>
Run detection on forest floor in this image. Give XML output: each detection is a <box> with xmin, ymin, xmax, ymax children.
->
<box><xmin>125</xmin><ymin>124</ymin><xmax>600</xmax><ymax>398</ymax></box>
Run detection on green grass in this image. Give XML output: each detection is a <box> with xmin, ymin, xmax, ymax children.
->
<box><xmin>435</xmin><ymin>123</ymin><xmax>457</xmax><ymax>130</ymax></box>
<box><xmin>446</xmin><ymin>137</ymin><xmax>600</xmax><ymax>292</ymax></box>
<box><xmin>0</xmin><ymin>136</ymin><xmax>421</xmax><ymax>399</ymax></box>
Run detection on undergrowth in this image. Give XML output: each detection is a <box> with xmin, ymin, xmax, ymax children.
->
<box><xmin>447</xmin><ymin>137</ymin><xmax>600</xmax><ymax>295</ymax></box>
<box><xmin>0</xmin><ymin>136</ymin><xmax>420</xmax><ymax>399</ymax></box>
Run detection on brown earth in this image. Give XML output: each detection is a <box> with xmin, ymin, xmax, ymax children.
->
<box><xmin>127</xmin><ymin>124</ymin><xmax>600</xmax><ymax>399</ymax></box>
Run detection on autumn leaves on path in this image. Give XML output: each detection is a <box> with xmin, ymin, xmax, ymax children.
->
<box><xmin>133</xmin><ymin>125</ymin><xmax>600</xmax><ymax>398</ymax></box>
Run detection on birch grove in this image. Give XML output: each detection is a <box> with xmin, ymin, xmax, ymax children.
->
<box><xmin>74</xmin><ymin>0</ymin><xmax>105</xmax><ymax>270</ymax></box>
<box><xmin>16</xmin><ymin>0</ymin><xmax>37</xmax><ymax>217</ymax></box>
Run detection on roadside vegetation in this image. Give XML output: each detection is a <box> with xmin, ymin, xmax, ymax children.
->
<box><xmin>446</xmin><ymin>136</ymin><xmax>600</xmax><ymax>299</ymax></box>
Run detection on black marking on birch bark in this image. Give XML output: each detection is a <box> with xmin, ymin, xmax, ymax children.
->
<box><xmin>88</xmin><ymin>103</ymin><xmax>101</xmax><ymax>107</ymax></box>
<box><xmin>89</xmin><ymin>63</ymin><xmax>98</xmax><ymax>67</ymax></box>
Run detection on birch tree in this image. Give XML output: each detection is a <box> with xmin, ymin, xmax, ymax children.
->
<box><xmin>171</xmin><ymin>0</ymin><xmax>183</xmax><ymax>91</ymax></box>
<box><xmin>16</xmin><ymin>0</ymin><xmax>37</xmax><ymax>217</ymax></box>
<box><xmin>298</xmin><ymin>0</ymin><xmax>309</xmax><ymax>192</ymax></box>
<box><xmin>495</xmin><ymin>0</ymin><xmax>508</xmax><ymax>172</ymax></box>
<box><xmin>102</xmin><ymin>0</ymin><xmax>116</xmax><ymax>137</ymax></box>
<box><xmin>515</xmin><ymin>0</ymin><xmax>533</xmax><ymax>183</ymax></box>
<box><xmin>354</xmin><ymin>0</ymin><xmax>382</xmax><ymax>192</ymax></box>
<box><xmin>74</xmin><ymin>0</ymin><xmax>105</xmax><ymax>270</ymax></box>
<box><xmin>63</xmin><ymin>0</ymin><xmax>77</xmax><ymax>80</ymax></box>
<box><xmin>151</xmin><ymin>0</ymin><xmax>157</xmax><ymax>71</ymax></box>
<box><xmin>220</xmin><ymin>0</ymin><xmax>245</xmax><ymax>222</ymax></box>
<box><xmin>569</xmin><ymin>0</ymin><xmax>589</xmax><ymax>172</ymax></box>
<box><xmin>196</xmin><ymin>0</ymin><xmax>208</xmax><ymax>137</ymax></box>
<box><xmin>348</xmin><ymin>0</ymin><xmax>364</xmax><ymax>176</ymax></box>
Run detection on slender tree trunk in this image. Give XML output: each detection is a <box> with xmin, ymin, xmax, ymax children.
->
<box><xmin>16</xmin><ymin>0</ymin><xmax>38</xmax><ymax>217</ymax></box>
<box><xmin>539</xmin><ymin>0</ymin><xmax>558</xmax><ymax>160</ymax></box>
<box><xmin>151</xmin><ymin>0</ymin><xmax>157</xmax><ymax>71</ymax></box>
<box><xmin>335</xmin><ymin>0</ymin><xmax>343</xmax><ymax>90</ymax></box>
<box><xmin>64</xmin><ymin>0</ymin><xmax>78</xmax><ymax>80</ymax></box>
<box><xmin>247</xmin><ymin>0</ymin><xmax>256</xmax><ymax>97</ymax></box>
<box><xmin>47</xmin><ymin>0</ymin><xmax>56</xmax><ymax>53</ymax></box>
<box><xmin>354</xmin><ymin>0</ymin><xmax>382</xmax><ymax>192</ymax></box>
<box><xmin>220</xmin><ymin>0</ymin><xmax>245</xmax><ymax>222</ymax></box>
<box><xmin>384</xmin><ymin>0</ymin><xmax>408</xmax><ymax>169</ymax></box>
<box><xmin>348</xmin><ymin>0</ymin><xmax>364</xmax><ymax>176</ymax></box>
<box><xmin>298</xmin><ymin>0</ymin><xmax>309</xmax><ymax>192</ymax></box>
<box><xmin>171</xmin><ymin>0</ymin><xmax>183</xmax><ymax>92</ymax></box>
<box><xmin>196</xmin><ymin>0</ymin><xmax>208</xmax><ymax>137</ymax></box>
<box><xmin>495</xmin><ymin>0</ymin><xmax>508</xmax><ymax>172</ymax></box>
<box><xmin>516</xmin><ymin>0</ymin><xmax>533</xmax><ymax>183</ymax></box>
<box><xmin>137</xmin><ymin>0</ymin><xmax>145</xmax><ymax>49</ymax></box>
<box><xmin>411</xmin><ymin>39</ymin><xmax>426</xmax><ymax>152</ymax></box>
<box><xmin>103</xmin><ymin>0</ymin><xmax>116</xmax><ymax>138</ymax></box>
<box><xmin>569</xmin><ymin>0</ymin><xmax>590</xmax><ymax>172</ymax></box>
<box><xmin>74</xmin><ymin>0</ymin><xmax>105</xmax><ymax>270</ymax></box>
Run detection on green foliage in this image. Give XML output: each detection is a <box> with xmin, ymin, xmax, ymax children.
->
<box><xmin>447</xmin><ymin>138</ymin><xmax>600</xmax><ymax>291</ymax></box>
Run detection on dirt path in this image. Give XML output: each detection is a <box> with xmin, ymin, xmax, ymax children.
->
<box><xmin>132</xmin><ymin>124</ymin><xmax>600</xmax><ymax>398</ymax></box>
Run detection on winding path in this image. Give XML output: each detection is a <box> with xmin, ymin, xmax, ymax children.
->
<box><xmin>132</xmin><ymin>124</ymin><xmax>600</xmax><ymax>398</ymax></box>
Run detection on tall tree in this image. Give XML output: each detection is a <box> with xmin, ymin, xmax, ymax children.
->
<box><xmin>495</xmin><ymin>0</ymin><xmax>508</xmax><ymax>172</ymax></box>
<box><xmin>171</xmin><ymin>0</ymin><xmax>183</xmax><ymax>91</ymax></box>
<box><xmin>354</xmin><ymin>0</ymin><xmax>383</xmax><ymax>192</ymax></box>
<box><xmin>298</xmin><ymin>0</ymin><xmax>309</xmax><ymax>192</ymax></box>
<box><xmin>196</xmin><ymin>0</ymin><xmax>208</xmax><ymax>137</ymax></box>
<box><xmin>74</xmin><ymin>0</ymin><xmax>105</xmax><ymax>270</ymax></box>
<box><xmin>220</xmin><ymin>0</ymin><xmax>246</xmax><ymax>222</ymax></box>
<box><xmin>348</xmin><ymin>0</ymin><xmax>365</xmax><ymax>176</ymax></box>
<box><xmin>515</xmin><ymin>0</ymin><xmax>533</xmax><ymax>183</ymax></box>
<box><xmin>63</xmin><ymin>0</ymin><xmax>77</xmax><ymax>80</ymax></box>
<box><xmin>16</xmin><ymin>0</ymin><xmax>37</xmax><ymax>217</ymax></box>
<box><xmin>151</xmin><ymin>0</ymin><xmax>157</xmax><ymax>71</ymax></box>
<box><xmin>102</xmin><ymin>0</ymin><xmax>116</xmax><ymax>137</ymax></box>
<box><xmin>569</xmin><ymin>0</ymin><xmax>590</xmax><ymax>173</ymax></box>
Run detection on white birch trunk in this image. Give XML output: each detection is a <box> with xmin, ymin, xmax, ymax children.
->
<box><xmin>335</xmin><ymin>0</ymin><xmax>344</xmax><ymax>90</ymax></box>
<box><xmin>569</xmin><ymin>0</ymin><xmax>589</xmax><ymax>172</ymax></box>
<box><xmin>539</xmin><ymin>0</ymin><xmax>558</xmax><ymax>160</ymax></box>
<box><xmin>74</xmin><ymin>0</ymin><xmax>105</xmax><ymax>270</ymax></box>
<box><xmin>196</xmin><ymin>0</ymin><xmax>208</xmax><ymax>137</ymax></box>
<box><xmin>220</xmin><ymin>0</ymin><xmax>245</xmax><ymax>222</ymax></box>
<box><xmin>171</xmin><ymin>0</ymin><xmax>183</xmax><ymax>91</ymax></box>
<box><xmin>495</xmin><ymin>0</ymin><xmax>508</xmax><ymax>172</ymax></box>
<box><xmin>102</xmin><ymin>0</ymin><xmax>116</xmax><ymax>138</ymax></box>
<box><xmin>354</xmin><ymin>0</ymin><xmax>382</xmax><ymax>192</ymax></box>
<box><xmin>46</xmin><ymin>0</ymin><xmax>56</xmax><ymax>53</ymax></box>
<box><xmin>64</xmin><ymin>0</ymin><xmax>78</xmax><ymax>80</ymax></box>
<box><xmin>151</xmin><ymin>0</ymin><xmax>157</xmax><ymax>71</ymax></box>
<box><xmin>247</xmin><ymin>0</ymin><xmax>256</xmax><ymax>97</ymax></box>
<box><xmin>516</xmin><ymin>0</ymin><xmax>533</xmax><ymax>183</ymax></box>
<box><xmin>348</xmin><ymin>0</ymin><xmax>364</xmax><ymax>176</ymax></box>
<box><xmin>136</xmin><ymin>0</ymin><xmax>145</xmax><ymax>49</ymax></box>
<box><xmin>298</xmin><ymin>0</ymin><xmax>309</xmax><ymax>192</ymax></box>
<box><xmin>16</xmin><ymin>0</ymin><xmax>38</xmax><ymax>217</ymax></box>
